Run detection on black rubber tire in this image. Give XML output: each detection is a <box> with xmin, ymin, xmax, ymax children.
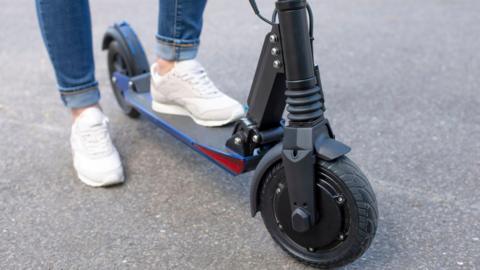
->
<box><xmin>107</xmin><ymin>41</ymin><xmax>140</xmax><ymax>118</ymax></box>
<box><xmin>259</xmin><ymin>156</ymin><xmax>378</xmax><ymax>269</ymax></box>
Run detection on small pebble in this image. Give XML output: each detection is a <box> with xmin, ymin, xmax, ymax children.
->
<box><xmin>160</xmin><ymin>229</ymin><xmax>166</xmax><ymax>233</ymax></box>
<box><xmin>472</xmin><ymin>237</ymin><xmax>479</xmax><ymax>241</ymax></box>
<box><xmin>457</xmin><ymin>261</ymin><xmax>464</xmax><ymax>266</ymax></box>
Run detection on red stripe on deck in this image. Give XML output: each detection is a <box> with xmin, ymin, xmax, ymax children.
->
<box><xmin>195</xmin><ymin>145</ymin><xmax>245</xmax><ymax>175</ymax></box>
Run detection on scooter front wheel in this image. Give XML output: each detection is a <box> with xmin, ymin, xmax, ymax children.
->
<box><xmin>259</xmin><ymin>156</ymin><xmax>378</xmax><ymax>268</ymax></box>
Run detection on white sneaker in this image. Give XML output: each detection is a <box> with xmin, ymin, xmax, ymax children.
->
<box><xmin>150</xmin><ymin>60</ymin><xmax>245</xmax><ymax>127</ymax></box>
<box><xmin>70</xmin><ymin>107</ymin><xmax>124</xmax><ymax>187</ymax></box>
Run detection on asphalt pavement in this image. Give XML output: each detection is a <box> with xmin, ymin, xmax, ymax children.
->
<box><xmin>0</xmin><ymin>0</ymin><xmax>479</xmax><ymax>269</ymax></box>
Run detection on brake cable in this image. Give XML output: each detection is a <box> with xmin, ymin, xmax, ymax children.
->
<box><xmin>248</xmin><ymin>0</ymin><xmax>314</xmax><ymax>39</ymax></box>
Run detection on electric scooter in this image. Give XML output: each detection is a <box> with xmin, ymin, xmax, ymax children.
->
<box><xmin>103</xmin><ymin>0</ymin><xmax>378</xmax><ymax>268</ymax></box>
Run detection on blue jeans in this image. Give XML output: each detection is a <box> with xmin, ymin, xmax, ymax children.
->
<box><xmin>35</xmin><ymin>0</ymin><xmax>207</xmax><ymax>109</ymax></box>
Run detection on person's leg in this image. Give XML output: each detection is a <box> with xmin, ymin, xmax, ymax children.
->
<box><xmin>35</xmin><ymin>0</ymin><xmax>100</xmax><ymax>113</ymax></box>
<box><xmin>36</xmin><ymin>0</ymin><xmax>124</xmax><ymax>187</ymax></box>
<box><xmin>151</xmin><ymin>0</ymin><xmax>244</xmax><ymax>127</ymax></box>
<box><xmin>156</xmin><ymin>0</ymin><xmax>207</xmax><ymax>74</ymax></box>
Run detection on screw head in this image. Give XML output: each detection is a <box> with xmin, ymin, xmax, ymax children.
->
<box><xmin>269</xmin><ymin>34</ymin><xmax>278</xmax><ymax>43</ymax></box>
<box><xmin>336</xmin><ymin>195</ymin><xmax>345</xmax><ymax>204</ymax></box>
<box><xmin>338</xmin><ymin>234</ymin><xmax>345</xmax><ymax>241</ymax></box>
<box><xmin>128</xmin><ymin>81</ymin><xmax>134</xmax><ymax>87</ymax></box>
<box><xmin>273</xmin><ymin>60</ymin><xmax>282</xmax><ymax>69</ymax></box>
<box><xmin>276</xmin><ymin>187</ymin><xmax>281</xmax><ymax>194</ymax></box>
<box><xmin>278</xmin><ymin>223</ymin><xmax>283</xmax><ymax>230</ymax></box>
<box><xmin>252</xmin><ymin>134</ymin><xmax>260</xmax><ymax>143</ymax></box>
<box><xmin>271</xmin><ymin>47</ymin><xmax>280</xmax><ymax>56</ymax></box>
<box><xmin>234</xmin><ymin>137</ymin><xmax>242</xmax><ymax>145</ymax></box>
<box><xmin>308</xmin><ymin>247</ymin><xmax>315</xmax><ymax>252</ymax></box>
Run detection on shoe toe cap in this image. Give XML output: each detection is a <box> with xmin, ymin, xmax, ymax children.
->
<box><xmin>198</xmin><ymin>101</ymin><xmax>245</xmax><ymax>120</ymax></box>
<box><xmin>77</xmin><ymin>166</ymin><xmax>124</xmax><ymax>187</ymax></box>
<box><xmin>74</xmin><ymin>153</ymin><xmax>125</xmax><ymax>187</ymax></box>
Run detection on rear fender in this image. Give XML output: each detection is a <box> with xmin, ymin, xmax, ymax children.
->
<box><xmin>102</xmin><ymin>21</ymin><xmax>149</xmax><ymax>75</ymax></box>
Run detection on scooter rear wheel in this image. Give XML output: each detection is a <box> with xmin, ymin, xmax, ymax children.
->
<box><xmin>107</xmin><ymin>41</ymin><xmax>140</xmax><ymax>118</ymax></box>
<box><xmin>259</xmin><ymin>156</ymin><xmax>378</xmax><ymax>268</ymax></box>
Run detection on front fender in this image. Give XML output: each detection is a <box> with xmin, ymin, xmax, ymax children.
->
<box><xmin>250</xmin><ymin>143</ymin><xmax>283</xmax><ymax>217</ymax></box>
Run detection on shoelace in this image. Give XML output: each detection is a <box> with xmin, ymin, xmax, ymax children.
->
<box><xmin>177</xmin><ymin>68</ymin><xmax>220</xmax><ymax>97</ymax></box>
<box><xmin>79</xmin><ymin>118</ymin><xmax>112</xmax><ymax>157</ymax></box>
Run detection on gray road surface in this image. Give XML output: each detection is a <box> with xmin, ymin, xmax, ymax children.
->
<box><xmin>0</xmin><ymin>0</ymin><xmax>479</xmax><ymax>269</ymax></box>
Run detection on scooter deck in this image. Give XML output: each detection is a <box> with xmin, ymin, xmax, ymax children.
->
<box><xmin>113</xmin><ymin>72</ymin><xmax>260</xmax><ymax>175</ymax></box>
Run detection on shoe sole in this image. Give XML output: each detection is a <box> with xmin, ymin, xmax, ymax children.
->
<box><xmin>152</xmin><ymin>100</ymin><xmax>242</xmax><ymax>127</ymax></box>
<box><xmin>77</xmin><ymin>172</ymin><xmax>125</xmax><ymax>188</ymax></box>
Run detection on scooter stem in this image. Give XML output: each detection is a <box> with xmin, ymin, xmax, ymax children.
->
<box><xmin>277</xmin><ymin>0</ymin><xmax>324</xmax><ymax>232</ymax></box>
<box><xmin>277</xmin><ymin>0</ymin><xmax>323</xmax><ymax>124</ymax></box>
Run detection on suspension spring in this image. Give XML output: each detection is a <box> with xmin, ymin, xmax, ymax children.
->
<box><xmin>285</xmin><ymin>77</ymin><xmax>324</xmax><ymax>124</ymax></box>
